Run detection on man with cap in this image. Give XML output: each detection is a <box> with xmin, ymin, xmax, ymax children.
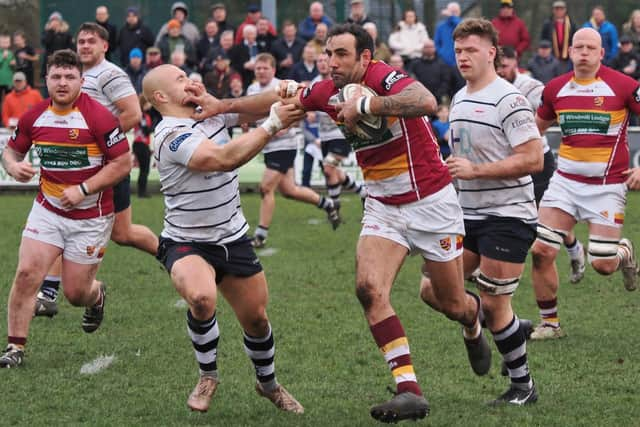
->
<box><xmin>540</xmin><ymin>0</ymin><xmax>577</xmax><ymax>73</ymax></box>
<box><xmin>1</xmin><ymin>71</ymin><xmax>43</xmax><ymax>127</ymax></box>
<box><xmin>236</xmin><ymin>5</ymin><xmax>277</xmax><ymax>45</ymax></box>
<box><xmin>527</xmin><ymin>39</ymin><xmax>563</xmax><ymax>83</ymax></box>
<box><xmin>145</xmin><ymin>46</ymin><xmax>164</xmax><ymax>69</ymax></box>
<box><xmin>118</xmin><ymin>6</ymin><xmax>154</xmax><ymax>66</ymax></box>
<box><xmin>155</xmin><ymin>2</ymin><xmax>200</xmax><ymax>46</ymax></box>
<box><xmin>491</xmin><ymin>0</ymin><xmax>530</xmax><ymax>57</ymax></box>
<box><xmin>125</xmin><ymin>48</ymin><xmax>147</xmax><ymax>94</ymax></box>
<box><xmin>610</xmin><ymin>35</ymin><xmax>640</xmax><ymax>81</ymax></box>
<box><xmin>347</xmin><ymin>0</ymin><xmax>373</xmax><ymax>26</ymax></box>
<box><xmin>95</xmin><ymin>6</ymin><xmax>118</xmax><ymax>62</ymax></box>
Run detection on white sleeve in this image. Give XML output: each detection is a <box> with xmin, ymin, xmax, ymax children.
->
<box><xmin>162</xmin><ymin>128</ymin><xmax>206</xmax><ymax>166</ymax></box>
<box><xmin>223</xmin><ymin>113</ymin><xmax>240</xmax><ymax>128</ymax></box>
<box><xmin>100</xmin><ymin>67</ymin><xmax>136</xmax><ymax>103</ymax></box>
<box><xmin>499</xmin><ymin>94</ymin><xmax>541</xmax><ymax>148</ymax></box>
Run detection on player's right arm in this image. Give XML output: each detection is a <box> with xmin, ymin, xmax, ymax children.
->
<box><xmin>1</xmin><ymin>146</ymin><xmax>36</xmax><ymax>182</ymax></box>
<box><xmin>188</xmin><ymin>103</ymin><xmax>305</xmax><ymax>172</ymax></box>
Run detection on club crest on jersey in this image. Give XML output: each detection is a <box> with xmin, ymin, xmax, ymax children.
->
<box><xmin>510</xmin><ymin>95</ymin><xmax>528</xmax><ymax>109</ymax></box>
<box><xmin>69</xmin><ymin>128</ymin><xmax>79</xmax><ymax>140</ymax></box>
<box><xmin>439</xmin><ymin>237</ymin><xmax>452</xmax><ymax>251</ymax></box>
<box><xmin>169</xmin><ymin>133</ymin><xmax>192</xmax><ymax>152</ymax></box>
<box><xmin>86</xmin><ymin>246</ymin><xmax>95</xmax><ymax>256</ymax></box>
<box><xmin>105</xmin><ymin>128</ymin><xmax>126</xmax><ymax>147</ymax></box>
<box><xmin>382</xmin><ymin>70</ymin><xmax>407</xmax><ymax>91</ymax></box>
<box><xmin>594</xmin><ymin>96</ymin><xmax>604</xmax><ymax>107</ymax></box>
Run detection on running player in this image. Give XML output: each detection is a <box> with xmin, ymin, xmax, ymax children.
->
<box><xmin>247</xmin><ymin>53</ymin><xmax>340</xmax><ymax>249</ymax></box>
<box><xmin>0</xmin><ymin>50</ymin><xmax>131</xmax><ymax>367</ymax></box>
<box><xmin>143</xmin><ymin>64</ymin><xmax>305</xmax><ymax>414</ymax></box>
<box><xmin>34</xmin><ymin>22</ymin><xmax>157</xmax><ymax>317</ymax></box>
<box><xmin>264</xmin><ymin>24</ymin><xmax>486</xmax><ymax>423</ymax></box>
<box><xmin>422</xmin><ymin>18</ymin><xmax>542</xmax><ymax>406</ymax></box>
<box><xmin>312</xmin><ymin>52</ymin><xmax>367</xmax><ymax>208</ymax></box>
<box><xmin>530</xmin><ymin>28</ymin><xmax>640</xmax><ymax>340</ymax></box>
<box><xmin>498</xmin><ymin>46</ymin><xmax>586</xmax><ymax>284</ymax></box>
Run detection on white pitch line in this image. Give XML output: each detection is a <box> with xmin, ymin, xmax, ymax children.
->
<box><xmin>257</xmin><ymin>248</ymin><xmax>278</xmax><ymax>257</ymax></box>
<box><xmin>307</xmin><ymin>218</ymin><xmax>321</xmax><ymax>225</ymax></box>
<box><xmin>80</xmin><ymin>354</ymin><xmax>116</xmax><ymax>375</ymax></box>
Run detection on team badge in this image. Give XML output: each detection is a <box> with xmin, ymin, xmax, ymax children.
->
<box><xmin>594</xmin><ymin>96</ymin><xmax>604</xmax><ymax>107</ymax></box>
<box><xmin>86</xmin><ymin>246</ymin><xmax>96</xmax><ymax>256</ymax></box>
<box><xmin>69</xmin><ymin>128</ymin><xmax>79</xmax><ymax>140</ymax></box>
<box><xmin>439</xmin><ymin>237</ymin><xmax>452</xmax><ymax>251</ymax></box>
<box><xmin>97</xmin><ymin>247</ymin><xmax>106</xmax><ymax>259</ymax></box>
<box><xmin>456</xmin><ymin>235</ymin><xmax>463</xmax><ymax>250</ymax></box>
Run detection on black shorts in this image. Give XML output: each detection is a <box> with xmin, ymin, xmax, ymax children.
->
<box><xmin>531</xmin><ymin>150</ymin><xmax>556</xmax><ymax>206</ymax></box>
<box><xmin>264</xmin><ymin>150</ymin><xmax>296</xmax><ymax>173</ymax></box>
<box><xmin>321</xmin><ymin>139</ymin><xmax>352</xmax><ymax>158</ymax></box>
<box><xmin>113</xmin><ymin>175</ymin><xmax>131</xmax><ymax>213</ymax></box>
<box><xmin>463</xmin><ymin>217</ymin><xmax>536</xmax><ymax>264</ymax></box>
<box><xmin>156</xmin><ymin>235</ymin><xmax>263</xmax><ymax>283</ymax></box>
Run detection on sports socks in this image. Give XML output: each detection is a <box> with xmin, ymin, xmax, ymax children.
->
<box><xmin>39</xmin><ymin>275</ymin><xmax>61</xmax><ymax>301</ymax></box>
<box><xmin>536</xmin><ymin>298</ymin><xmax>559</xmax><ymax>328</ymax></box>
<box><xmin>370</xmin><ymin>315</ymin><xmax>422</xmax><ymax>396</ymax></box>
<box><xmin>492</xmin><ymin>316</ymin><xmax>533</xmax><ymax>390</ymax></box>
<box><xmin>7</xmin><ymin>336</ymin><xmax>26</xmax><ymax>351</ymax></box>
<box><xmin>187</xmin><ymin>310</ymin><xmax>219</xmax><ymax>378</ymax></box>
<box><xmin>616</xmin><ymin>242</ymin><xmax>632</xmax><ymax>269</ymax></box>
<box><xmin>317</xmin><ymin>195</ymin><xmax>334</xmax><ymax>210</ymax></box>
<box><xmin>327</xmin><ymin>183</ymin><xmax>342</xmax><ymax>203</ymax></box>
<box><xmin>565</xmin><ymin>238</ymin><xmax>583</xmax><ymax>261</ymax></box>
<box><xmin>342</xmin><ymin>174</ymin><xmax>367</xmax><ymax>198</ymax></box>
<box><xmin>243</xmin><ymin>323</ymin><xmax>278</xmax><ymax>393</ymax></box>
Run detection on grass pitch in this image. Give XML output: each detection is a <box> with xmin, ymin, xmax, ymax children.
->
<box><xmin>0</xmin><ymin>192</ymin><xmax>638</xmax><ymax>426</ymax></box>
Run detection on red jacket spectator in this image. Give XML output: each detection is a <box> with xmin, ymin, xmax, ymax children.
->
<box><xmin>2</xmin><ymin>72</ymin><xmax>43</xmax><ymax>127</ymax></box>
<box><xmin>492</xmin><ymin>1</ymin><xmax>530</xmax><ymax>56</ymax></box>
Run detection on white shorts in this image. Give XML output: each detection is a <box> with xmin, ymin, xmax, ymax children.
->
<box><xmin>360</xmin><ymin>183</ymin><xmax>465</xmax><ymax>262</ymax></box>
<box><xmin>540</xmin><ymin>173</ymin><xmax>627</xmax><ymax>228</ymax></box>
<box><xmin>23</xmin><ymin>201</ymin><xmax>114</xmax><ymax>264</ymax></box>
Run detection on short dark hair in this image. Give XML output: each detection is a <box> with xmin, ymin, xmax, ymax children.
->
<box><xmin>47</xmin><ymin>49</ymin><xmax>82</xmax><ymax>73</ymax></box>
<box><xmin>500</xmin><ymin>45</ymin><xmax>517</xmax><ymax>60</ymax></box>
<box><xmin>327</xmin><ymin>23</ymin><xmax>374</xmax><ymax>58</ymax></box>
<box><xmin>76</xmin><ymin>22</ymin><xmax>109</xmax><ymax>41</ymax></box>
<box><xmin>452</xmin><ymin>18</ymin><xmax>501</xmax><ymax>69</ymax></box>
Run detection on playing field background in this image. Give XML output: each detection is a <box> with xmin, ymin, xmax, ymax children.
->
<box><xmin>0</xmin><ymin>192</ymin><xmax>638</xmax><ymax>426</ymax></box>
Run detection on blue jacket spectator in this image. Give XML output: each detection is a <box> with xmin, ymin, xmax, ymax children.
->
<box><xmin>433</xmin><ymin>3</ymin><xmax>461</xmax><ymax>67</ymax></box>
<box><xmin>298</xmin><ymin>2</ymin><xmax>333</xmax><ymax>41</ymax></box>
<box><xmin>583</xmin><ymin>6</ymin><xmax>618</xmax><ymax>64</ymax></box>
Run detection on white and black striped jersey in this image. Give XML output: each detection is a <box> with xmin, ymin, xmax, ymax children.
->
<box><xmin>82</xmin><ymin>59</ymin><xmax>136</xmax><ymax>116</ymax></box>
<box><xmin>512</xmin><ymin>72</ymin><xmax>550</xmax><ymax>153</ymax></box>
<box><xmin>450</xmin><ymin>77</ymin><xmax>540</xmax><ymax>224</ymax></box>
<box><xmin>311</xmin><ymin>76</ymin><xmax>345</xmax><ymax>142</ymax></box>
<box><xmin>154</xmin><ymin>113</ymin><xmax>249</xmax><ymax>243</ymax></box>
<box><xmin>246</xmin><ymin>78</ymin><xmax>299</xmax><ymax>153</ymax></box>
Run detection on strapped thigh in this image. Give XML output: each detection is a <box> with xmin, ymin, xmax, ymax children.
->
<box><xmin>588</xmin><ymin>235</ymin><xmax>619</xmax><ymax>262</ymax></box>
<box><xmin>535</xmin><ymin>223</ymin><xmax>567</xmax><ymax>250</ymax></box>
<box><xmin>476</xmin><ymin>272</ymin><xmax>520</xmax><ymax>295</ymax></box>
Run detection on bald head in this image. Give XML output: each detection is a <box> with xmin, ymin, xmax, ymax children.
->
<box><xmin>143</xmin><ymin>64</ymin><xmax>181</xmax><ymax>111</ymax></box>
<box><xmin>573</xmin><ymin>27</ymin><xmax>602</xmax><ymax>47</ymax></box>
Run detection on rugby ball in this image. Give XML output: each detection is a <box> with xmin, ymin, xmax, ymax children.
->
<box><xmin>338</xmin><ymin>83</ymin><xmax>387</xmax><ymax>140</ymax></box>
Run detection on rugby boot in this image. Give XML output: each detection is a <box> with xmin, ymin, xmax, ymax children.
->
<box><xmin>463</xmin><ymin>329</ymin><xmax>492</xmax><ymax>376</ymax></box>
<box><xmin>34</xmin><ymin>293</ymin><xmax>58</xmax><ymax>318</ymax></box>
<box><xmin>255</xmin><ymin>382</ymin><xmax>304</xmax><ymax>414</ymax></box>
<box><xmin>488</xmin><ymin>381</ymin><xmax>538</xmax><ymax>407</ymax></box>
<box><xmin>569</xmin><ymin>245</ymin><xmax>586</xmax><ymax>284</ymax></box>
<box><xmin>82</xmin><ymin>282</ymin><xmax>106</xmax><ymax>333</ymax></box>
<box><xmin>325</xmin><ymin>199</ymin><xmax>341</xmax><ymax>230</ymax></box>
<box><xmin>187</xmin><ymin>375</ymin><xmax>219</xmax><ymax>412</ymax></box>
<box><xmin>619</xmin><ymin>238</ymin><xmax>638</xmax><ymax>291</ymax></box>
<box><xmin>0</xmin><ymin>345</ymin><xmax>24</xmax><ymax>368</ymax></box>
<box><xmin>370</xmin><ymin>389</ymin><xmax>429</xmax><ymax>423</ymax></box>
<box><xmin>530</xmin><ymin>323</ymin><xmax>566</xmax><ymax>340</ymax></box>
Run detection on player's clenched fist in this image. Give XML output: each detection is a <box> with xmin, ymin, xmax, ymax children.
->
<box><xmin>275</xmin><ymin>80</ymin><xmax>306</xmax><ymax>99</ymax></box>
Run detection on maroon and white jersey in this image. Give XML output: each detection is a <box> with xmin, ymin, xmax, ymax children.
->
<box><xmin>300</xmin><ymin>60</ymin><xmax>451</xmax><ymax>205</ymax></box>
<box><xmin>8</xmin><ymin>93</ymin><xmax>129</xmax><ymax>219</ymax></box>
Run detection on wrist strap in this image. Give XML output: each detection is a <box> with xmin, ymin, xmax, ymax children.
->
<box><xmin>357</xmin><ymin>96</ymin><xmax>372</xmax><ymax>115</ymax></box>
<box><xmin>80</xmin><ymin>182</ymin><xmax>90</xmax><ymax>196</ymax></box>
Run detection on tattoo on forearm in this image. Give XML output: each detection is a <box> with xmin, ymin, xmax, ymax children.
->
<box><xmin>379</xmin><ymin>83</ymin><xmax>436</xmax><ymax>117</ymax></box>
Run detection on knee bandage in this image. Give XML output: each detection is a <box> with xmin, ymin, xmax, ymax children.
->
<box><xmin>535</xmin><ymin>224</ymin><xmax>567</xmax><ymax>250</ymax></box>
<box><xmin>588</xmin><ymin>235</ymin><xmax>619</xmax><ymax>262</ymax></box>
<box><xmin>476</xmin><ymin>273</ymin><xmax>520</xmax><ymax>295</ymax></box>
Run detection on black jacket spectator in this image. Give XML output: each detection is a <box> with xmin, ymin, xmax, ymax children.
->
<box><xmin>96</xmin><ymin>20</ymin><xmax>118</xmax><ymax>62</ymax></box>
<box><xmin>407</xmin><ymin>56</ymin><xmax>453</xmax><ymax>104</ymax></box>
<box><xmin>157</xmin><ymin>33</ymin><xmax>196</xmax><ymax>67</ymax></box>
<box><xmin>125</xmin><ymin>63</ymin><xmax>147</xmax><ymax>94</ymax></box>
<box><xmin>118</xmin><ymin>14</ymin><xmax>155</xmax><ymax>66</ymax></box>
<box><xmin>196</xmin><ymin>34</ymin><xmax>220</xmax><ymax>72</ymax></box>
<box><xmin>610</xmin><ymin>49</ymin><xmax>640</xmax><ymax>80</ymax></box>
<box><xmin>288</xmin><ymin>61</ymin><xmax>318</xmax><ymax>82</ymax></box>
<box><xmin>257</xmin><ymin>33</ymin><xmax>277</xmax><ymax>54</ymax></box>
<box><xmin>270</xmin><ymin>37</ymin><xmax>305</xmax><ymax>79</ymax></box>
<box><xmin>229</xmin><ymin>43</ymin><xmax>256</xmax><ymax>90</ymax></box>
<box><xmin>527</xmin><ymin>54</ymin><xmax>563</xmax><ymax>84</ymax></box>
<box><xmin>40</xmin><ymin>25</ymin><xmax>74</xmax><ymax>78</ymax></box>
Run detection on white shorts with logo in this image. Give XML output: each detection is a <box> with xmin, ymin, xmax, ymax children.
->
<box><xmin>23</xmin><ymin>201</ymin><xmax>114</xmax><ymax>264</ymax></box>
<box><xmin>360</xmin><ymin>183</ymin><xmax>465</xmax><ymax>262</ymax></box>
<box><xmin>540</xmin><ymin>172</ymin><xmax>627</xmax><ymax>227</ymax></box>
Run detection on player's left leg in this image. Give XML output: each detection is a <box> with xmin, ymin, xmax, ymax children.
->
<box><xmin>253</xmin><ymin>167</ymin><xmax>284</xmax><ymax>248</ymax></box>
<box><xmin>219</xmin><ymin>271</ymin><xmax>303</xmax><ymax>414</ymax></box>
<box><xmin>60</xmin><ymin>259</ymin><xmax>103</xmax><ymax>333</ymax></box>
<box><xmin>587</xmin><ymin>222</ymin><xmax>638</xmax><ymax>291</ymax></box>
<box><xmin>111</xmin><ymin>206</ymin><xmax>159</xmax><ymax>255</ymax></box>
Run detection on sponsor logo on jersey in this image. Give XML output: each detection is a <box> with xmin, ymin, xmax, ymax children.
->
<box><xmin>382</xmin><ymin>70</ymin><xmax>408</xmax><ymax>91</ymax></box>
<box><xmin>512</xmin><ymin>116</ymin><xmax>534</xmax><ymax>129</ymax></box>
<box><xmin>105</xmin><ymin>128</ymin><xmax>126</xmax><ymax>147</ymax></box>
<box><xmin>510</xmin><ymin>95</ymin><xmax>528</xmax><ymax>109</ymax></box>
<box><xmin>594</xmin><ymin>96</ymin><xmax>604</xmax><ymax>107</ymax></box>
<box><xmin>69</xmin><ymin>128</ymin><xmax>79</xmax><ymax>140</ymax></box>
<box><xmin>169</xmin><ymin>133</ymin><xmax>192</xmax><ymax>152</ymax></box>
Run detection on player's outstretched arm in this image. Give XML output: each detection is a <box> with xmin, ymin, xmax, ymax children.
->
<box><xmin>447</xmin><ymin>138</ymin><xmax>543</xmax><ymax>180</ymax></box>
<box><xmin>1</xmin><ymin>147</ymin><xmax>36</xmax><ymax>183</ymax></box>
<box><xmin>188</xmin><ymin>103</ymin><xmax>305</xmax><ymax>172</ymax></box>
<box><xmin>370</xmin><ymin>81</ymin><xmax>438</xmax><ymax>117</ymax></box>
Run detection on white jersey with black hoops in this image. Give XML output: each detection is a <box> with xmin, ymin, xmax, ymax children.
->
<box><xmin>81</xmin><ymin>59</ymin><xmax>136</xmax><ymax>116</ymax></box>
<box><xmin>512</xmin><ymin>72</ymin><xmax>550</xmax><ymax>153</ymax></box>
<box><xmin>154</xmin><ymin>113</ymin><xmax>249</xmax><ymax>243</ymax></box>
<box><xmin>449</xmin><ymin>77</ymin><xmax>541</xmax><ymax>224</ymax></box>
